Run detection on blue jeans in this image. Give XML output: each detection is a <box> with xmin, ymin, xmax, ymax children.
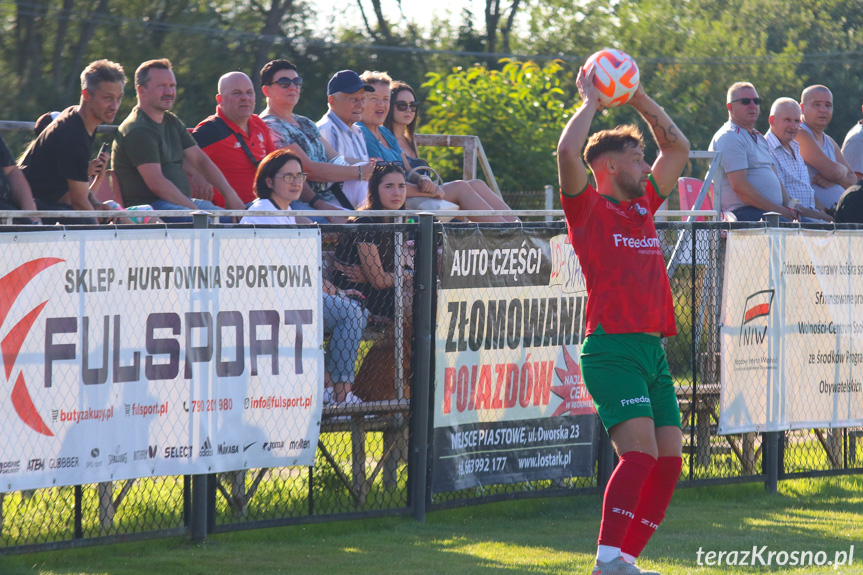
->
<box><xmin>322</xmin><ymin>293</ymin><xmax>369</xmax><ymax>384</ymax></box>
<box><xmin>149</xmin><ymin>198</ymin><xmax>232</xmax><ymax>223</ymax></box>
<box><xmin>732</xmin><ymin>205</ymin><xmax>790</xmax><ymax>222</ymax></box>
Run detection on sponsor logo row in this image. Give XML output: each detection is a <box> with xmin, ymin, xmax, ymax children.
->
<box><xmin>5</xmin><ymin>437</ymin><xmax>307</xmax><ymax>474</ymax></box>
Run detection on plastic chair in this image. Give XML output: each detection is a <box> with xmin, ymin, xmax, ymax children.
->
<box><xmin>677</xmin><ymin>177</ymin><xmax>714</xmax><ymax>221</ymax></box>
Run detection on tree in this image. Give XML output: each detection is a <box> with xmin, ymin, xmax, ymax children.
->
<box><xmin>420</xmin><ymin>59</ymin><xmax>579</xmax><ymax>195</ymax></box>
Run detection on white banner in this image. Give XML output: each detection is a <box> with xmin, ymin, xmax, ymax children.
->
<box><xmin>720</xmin><ymin>229</ymin><xmax>863</xmax><ymax>433</ymax></box>
<box><xmin>0</xmin><ymin>228</ymin><xmax>323</xmax><ymax>492</ymax></box>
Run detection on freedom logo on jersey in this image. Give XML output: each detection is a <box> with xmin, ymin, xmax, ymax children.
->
<box><xmin>612</xmin><ymin>233</ymin><xmax>661</xmax><ymax>250</ymax></box>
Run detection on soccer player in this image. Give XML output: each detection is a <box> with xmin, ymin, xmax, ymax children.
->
<box><xmin>557</xmin><ymin>66</ymin><xmax>690</xmax><ymax>575</ymax></box>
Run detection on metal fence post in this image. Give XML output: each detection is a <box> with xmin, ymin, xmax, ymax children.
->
<box><xmin>764</xmin><ymin>212</ymin><xmax>780</xmax><ymax>493</ymax></box>
<box><xmin>410</xmin><ymin>213</ymin><xmax>434</xmax><ymax>522</ymax></box>
<box><xmin>191</xmin><ymin>211</ymin><xmax>210</xmax><ymax>542</ymax></box>
<box><xmin>544</xmin><ymin>185</ymin><xmax>554</xmax><ymax>222</ymax></box>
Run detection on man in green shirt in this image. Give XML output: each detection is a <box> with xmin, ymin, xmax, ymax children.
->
<box><xmin>113</xmin><ymin>58</ymin><xmax>245</xmax><ymax>221</ymax></box>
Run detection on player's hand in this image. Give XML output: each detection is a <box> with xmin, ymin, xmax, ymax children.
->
<box><xmin>576</xmin><ymin>65</ymin><xmax>602</xmax><ymax>110</ymax></box>
<box><xmin>627</xmin><ymin>82</ymin><xmax>649</xmax><ymax>108</ymax></box>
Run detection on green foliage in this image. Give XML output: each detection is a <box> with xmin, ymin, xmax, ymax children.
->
<box><xmin>420</xmin><ymin>59</ymin><xmax>579</xmax><ymax>193</ymax></box>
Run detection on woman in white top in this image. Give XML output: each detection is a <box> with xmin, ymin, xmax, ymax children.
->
<box><xmin>242</xmin><ymin>149</ymin><xmax>305</xmax><ymax>224</ymax></box>
<box><xmin>242</xmin><ymin>150</ymin><xmax>370</xmax><ymax>405</ymax></box>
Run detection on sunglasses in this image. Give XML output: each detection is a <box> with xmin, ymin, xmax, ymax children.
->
<box><xmin>270</xmin><ymin>76</ymin><xmax>303</xmax><ymax>89</ymax></box>
<box><xmin>730</xmin><ymin>97</ymin><xmax>762</xmax><ymax>106</ymax></box>
<box><xmin>394</xmin><ymin>101</ymin><xmax>418</xmax><ymax>112</ymax></box>
<box><xmin>373</xmin><ymin>161</ymin><xmax>405</xmax><ymax>172</ymax></box>
<box><xmin>278</xmin><ymin>172</ymin><xmax>307</xmax><ymax>184</ymax></box>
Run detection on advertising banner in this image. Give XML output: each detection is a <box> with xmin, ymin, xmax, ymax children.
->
<box><xmin>432</xmin><ymin>226</ymin><xmax>597</xmax><ymax>493</ymax></box>
<box><xmin>0</xmin><ymin>228</ymin><xmax>323</xmax><ymax>492</ymax></box>
<box><xmin>719</xmin><ymin>229</ymin><xmax>863</xmax><ymax>433</ymax></box>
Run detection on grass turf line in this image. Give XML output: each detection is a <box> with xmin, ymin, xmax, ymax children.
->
<box><xmin>0</xmin><ymin>475</ymin><xmax>860</xmax><ymax>574</ymax></box>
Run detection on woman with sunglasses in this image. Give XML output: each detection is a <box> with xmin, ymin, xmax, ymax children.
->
<box><xmin>376</xmin><ymin>78</ymin><xmax>517</xmax><ymax>222</ymax></box>
<box><xmin>259</xmin><ymin>60</ymin><xmax>374</xmax><ymax>222</ymax></box>
<box><xmin>332</xmin><ymin>162</ymin><xmax>413</xmax><ymax>320</ymax></box>
<box><xmin>242</xmin><ymin>149</ymin><xmax>369</xmax><ymax>405</ymax></box>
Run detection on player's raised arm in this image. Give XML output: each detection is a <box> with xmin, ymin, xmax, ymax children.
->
<box><xmin>558</xmin><ymin>67</ymin><xmax>601</xmax><ymax>197</ymax></box>
<box><xmin>627</xmin><ymin>85</ymin><xmax>690</xmax><ymax>197</ymax></box>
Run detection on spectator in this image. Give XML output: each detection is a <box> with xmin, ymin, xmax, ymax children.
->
<box><xmin>384</xmin><ymin>80</ymin><xmax>516</xmax><ymax>221</ymax></box>
<box><xmin>708</xmin><ymin>82</ymin><xmax>796</xmax><ymax>221</ymax></box>
<box><xmin>0</xmin><ymin>134</ymin><xmax>40</xmax><ymax>224</ymax></box>
<box><xmin>841</xmin><ymin>99</ymin><xmax>863</xmax><ymax>180</ymax></box>
<box><xmin>332</xmin><ymin>162</ymin><xmax>412</xmax><ymax>320</ymax></box>
<box><xmin>259</xmin><ymin>60</ymin><xmax>373</xmax><ymax>223</ymax></box>
<box><xmin>241</xmin><ymin>149</ymin><xmax>306</xmax><ymax>224</ymax></box>
<box><xmin>796</xmin><ymin>85</ymin><xmax>857</xmax><ymax>211</ymax></box>
<box><xmin>18</xmin><ymin>59</ymin><xmax>125</xmax><ymax>225</ymax></box>
<box><xmin>112</xmin><ymin>58</ymin><xmax>244</xmax><ymax>222</ymax></box>
<box><xmin>766</xmin><ymin>98</ymin><xmax>832</xmax><ymax>222</ymax></box>
<box><xmin>242</xmin><ymin>150</ymin><xmax>369</xmax><ymax>404</ymax></box>
<box><xmin>316</xmin><ymin>70</ymin><xmax>375</xmax><ymax>208</ymax></box>
<box><xmin>359</xmin><ymin>71</ymin><xmax>511</xmax><ymax>222</ymax></box>
<box><xmin>834</xmin><ymin>179</ymin><xmax>863</xmax><ymax>224</ymax></box>
<box><xmin>317</xmin><ymin>70</ymin><xmax>374</xmax><ymax>165</ymax></box>
<box><xmin>192</xmin><ymin>71</ymin><xmax>276</xmax><ymax>206</ymax></box>
<box><xmin>33</xmin><ymin>111</ymin><xmax>60</xmax><ymax>137</ymax></box>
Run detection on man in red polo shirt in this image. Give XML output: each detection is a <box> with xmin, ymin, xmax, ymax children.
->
<box><xmin>557</xmin><ymin>66</ymin><xmax>690</xmax><ymax>575</ymax></box>
<box><xmin>193</xmin><ymin>71</ymin><xmax>276</xmax><ymax>206</ymax></box>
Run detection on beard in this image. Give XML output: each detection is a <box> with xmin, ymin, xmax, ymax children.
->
<box><xmin>616</xmin><ymin>170</ymin><xmax>647</xmax><ymax>200</ymax></box>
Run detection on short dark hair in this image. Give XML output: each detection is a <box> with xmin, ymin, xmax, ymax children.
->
<box><xmin>136</xmin><ymin>59</ymin><xmax>172</xmax><ymax>87</ymax></box>
<box><xmin>254</xmin><ymin>149</ymin><xmax>303</xmax><ymax>200</ymax></box>
<box><xmin>583</xmin><ymin>125</ymin><xmax>644</xmax><ymax>166</ymax></box>
<box><xmin>81</xmin><ymin>59</ymin><xmax>126</xmax><ymax>93</ymax></box>
<box><xmin>260</xmin><ymin>59</ymin><xmax>298</xmax><ymax>87</ymax></box>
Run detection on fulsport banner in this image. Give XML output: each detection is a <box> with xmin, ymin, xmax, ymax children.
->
<box><xmin>719</xmin><ymin>229</ymin><xmax>863</xmax><ymax>434</ymax></box>
<box><xmin>432</xmin><ymin>225</ymin><xmax>597</xmax><ymax>494</ymax></box>
<box><xmin>0</xmin><ymin>228</ymin><xmax>323</xmax><ymax>492</ymax></box>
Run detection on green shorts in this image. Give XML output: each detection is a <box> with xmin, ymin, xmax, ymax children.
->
<box><xmin>580</xmin><ymin>328</ymin><xmax>682</xmax><ymax>432</ymax></box>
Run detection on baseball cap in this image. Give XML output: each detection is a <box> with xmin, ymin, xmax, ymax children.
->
<box><xmin>327</xmin><ymin>70</ymin><xmax>375</xmax><ymax>95</ymax></box>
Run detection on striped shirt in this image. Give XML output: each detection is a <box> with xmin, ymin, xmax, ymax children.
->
<box><xmin>316</xmin><ymin>110</ymin><xmax>368</xmax><ymax>162</ymax></box>
<box><xmin>766</xmin><ymin>131</ymin><xmax>815</xmax><ymax>208</ymax></box>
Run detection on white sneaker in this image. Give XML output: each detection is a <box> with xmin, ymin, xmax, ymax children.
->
<box><xmin>591</xmin><ymin>557</ymin><xmax>660</xmax><ymax>575</ymax></box>
<box><xmin>323</xmin><ymin>388</ymin><xmax>335</xmax><ymax>406</ymax></box>
<box><xmin>343</xmin><ymin>391</ymin><xmax>363</xmax><ymax>405</ymax></box>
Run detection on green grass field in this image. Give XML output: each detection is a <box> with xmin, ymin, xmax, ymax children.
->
<box><xmin>0</xmin><ymin>475</ymin><xmax>860</xmax><ymax>574</ymax></box>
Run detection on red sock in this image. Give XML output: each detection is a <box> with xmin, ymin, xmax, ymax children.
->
<box><xmin>597</xmin><ymin>451</ymin><xmax>656</xmax><ymax>548</ymax></box>
<box><xmin>620</xmin><ymin>456</ymin><xmax>683</xmax><ymax>558</ymax></box>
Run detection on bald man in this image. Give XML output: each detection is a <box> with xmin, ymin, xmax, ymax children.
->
<box><xmin>193</xmin><ymin>71</ymin><xmax>276</xmax><ymax>205</ymax></box>
<box><xmin>795</xmin><ymin>85</ymin><xmax>857</xmax><ymax>211</ymax></box>
<box><xmin>766</xmin><ymin>98</ymin><xmax>832</xmax><ymax>222</ymax></box>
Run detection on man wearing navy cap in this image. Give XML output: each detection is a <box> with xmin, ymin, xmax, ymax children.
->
<box><xmin>317</xmin><ymin>70</ymin><xmax>375</xmax><ymax>166</ymax></box>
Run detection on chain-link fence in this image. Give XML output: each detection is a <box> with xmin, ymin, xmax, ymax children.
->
<box><xmin>0</xmin><ymin>218</ymin><xmax>861</xmax><ymax>554</ymax></box>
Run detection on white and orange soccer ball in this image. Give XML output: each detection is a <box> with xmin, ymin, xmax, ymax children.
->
<box><xmin>582</xmin><ymin>49</ymin><xmax>640</xmax><ymax>108</ymax></box>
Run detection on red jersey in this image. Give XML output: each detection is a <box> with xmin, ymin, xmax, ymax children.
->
<box><xmin>561</xmin><ymin>174</ymin><xmax>676</xmax><ymax>337</ymax></box>
<box><xmin>192</xmin><ymin>109</ymin><xmax>276</xmax><ymax>206</ymax></box>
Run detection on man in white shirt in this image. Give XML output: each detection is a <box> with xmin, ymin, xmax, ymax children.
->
<box><xmin>766</xmin><ymin>98</ymin><xmax>832</xmax><ymax>222</ymax></box>
<box><xmin>316</xmin><ymin>70</ymin><xmax>374</xmax><ymax>207</ymax></box>
<box><xmin>708</xmin><ymin>82</ymin><xmax>796</xmax><ymax>221</ymax></box>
